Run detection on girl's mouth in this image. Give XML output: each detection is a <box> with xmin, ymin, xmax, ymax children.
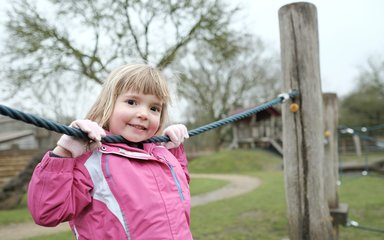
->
<box><xmin>129</xmin><ymin>124</ymin><xmax>147</xmax><ymax>130</ymax></box>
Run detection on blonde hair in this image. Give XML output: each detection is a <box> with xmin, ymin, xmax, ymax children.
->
<box><xmin>86</xmin><ymin>63</ymin><xmax>171</xmax><ymax>134</ymax></box>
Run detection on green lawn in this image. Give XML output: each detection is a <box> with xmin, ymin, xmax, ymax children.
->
<box><xmin>339</xmin><ymin>151</ymin><xmax>384</xmax><ymax>164</ymax></box>
<box><xmin>0</xmin><ymin>192</ymin><xmax>31</xmax><ymax>224</ymax></box>
<box><xmin>1</xmin><ymin>148</ymin><xmax>383</xmax><ymax>240</ymax></box>
<box><xmin>338</xmin><ymin>174</ymin><xmax>384</xmax><ymax>239</ymax></box>
<box><xmin>190</xmin><ymin>178</ymin><xmax>228</xmax><ymax>195</ymax></box>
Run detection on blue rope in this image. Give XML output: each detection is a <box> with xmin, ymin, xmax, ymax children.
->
<box><xmin>0</xmin><ymin>91</ymin><xmax>298</xmax><ymax>144</ymax></box>
<box><xmin>346</xmin><ymin>220</ymin><xmax>384</xmax><ymax>234</ymax></box>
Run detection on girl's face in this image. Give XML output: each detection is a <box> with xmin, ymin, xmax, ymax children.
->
<box><xmin>108</xmin><ymin>90</ymin><xmax>163</xmax><ymax>142</ymax></box>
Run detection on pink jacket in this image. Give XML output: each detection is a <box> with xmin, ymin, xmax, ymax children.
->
<box><xmin>28</xmin><ymin>142</ymin><xmax>192</xmax><ymax>240</ymax></box>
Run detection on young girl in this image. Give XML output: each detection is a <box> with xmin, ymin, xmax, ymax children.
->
<box><xmin>27</xmin><ymin>63</ymin><xmax>192</xmax><ymax>240</ymax></box>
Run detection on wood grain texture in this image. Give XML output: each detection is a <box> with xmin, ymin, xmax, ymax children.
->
<box><xmin>279</xmin><ymin>2</ymin><xmax>334</xmax><ymax>240</ymax></box>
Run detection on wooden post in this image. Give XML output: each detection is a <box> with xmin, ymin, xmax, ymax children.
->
<box><xmin>279</xmin><ymin>3</ymin><xmax>334</xmax><ymax>240</ymax></box>
<box><xmin>323</xmin><ymin>93</ymin><xmax>339</xmax><ymax>209</ymax></box>
<box><xmin>353</xmin><ymin>134</ymin><xmax>362</xmax><ymax>156</ymax></box>
<box><xmin>323</xmin><ymin>93</ymin><xmax>343</xmax><ymax>238</ymax></box>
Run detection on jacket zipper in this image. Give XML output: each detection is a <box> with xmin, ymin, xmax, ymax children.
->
<box><xmin>161</xmin><ymin>156</ymin><xmax>185</xmax><ymax>201</ymax></box>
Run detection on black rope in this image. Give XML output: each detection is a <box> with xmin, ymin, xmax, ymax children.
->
<box><xmin>0</xmin><ymin>91</ymin><xmax>299</xmax><ymax>144</ymax></box>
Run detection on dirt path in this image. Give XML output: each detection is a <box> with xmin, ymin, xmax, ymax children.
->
<box><xmin>0</xmin><ymin>174</ymin><xmax>261</xmax><ymax>240</ymax></box>
<box><xmin>0</xmin><ymin>222</ymin><xmax>69</xmax><ymax>240</ymax></box>
<box><xmin>191</xmin><ymin>173</ymin><xmax>261</xmax><ymax>207</ymax></box>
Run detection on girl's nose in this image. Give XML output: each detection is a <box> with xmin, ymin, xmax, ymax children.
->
<box><xmin>136</xmin><ymin>106</ymin><xmax>149</xmax><ymax>119</ymax></box>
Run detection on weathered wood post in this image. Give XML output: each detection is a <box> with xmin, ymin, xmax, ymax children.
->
<box><xmin>323</xmin><ymin>93</ymin><xmax>346</xmax><ymax>238</ymax></box>
<box><xmin>353</xmin><ymin>134</ymin><xmax>362</xmax><ymax>156</ymax></box>
<box><xmin>279</xmin><ymin>2</ymin><xmax>334</xmax><ymax>239</ymax></box>
<box><xmin>323</xmin><ymin>93</ymin><xmax>339</xmax><ymax>209</ymax></box>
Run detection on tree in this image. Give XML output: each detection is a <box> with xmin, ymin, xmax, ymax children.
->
<box><xmin>173</xmin><ymin>35</ymin><xmax>281</xmax><ymax>150</ymax></box>
<box><xmin>340</xmin><ymin>55</ymin><xmax>384</xmax><ymax>132</ymax></box>
<box><xmin>0</xmin><ymin>0</ymin><xmax>240</xmax><ymax>119</ymax></box>
<box><xmin>0</xmin><ymin>0</ymin><xmax>244</xmax><ymax>208</ymax></box>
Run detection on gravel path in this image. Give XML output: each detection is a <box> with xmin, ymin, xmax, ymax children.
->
<box><xmin>0</xmin><ymin>174</ymin><xmax>261</xmax><ymax>240</ymax></box>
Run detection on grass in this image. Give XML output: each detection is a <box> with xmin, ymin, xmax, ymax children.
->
<box><xmin>188</xmin><ymin>149</ymin><xmax>384</xmax><ymax>240</ymax></box>
<box><xmin>0</xmin><ymin>192</ymin><xmax>32</xmax><ymax>224</ymax></box>
<box><xmin>190</xmin><ymin>171</ymin><xmax>288</xmax><ymax>240</ymax></box>
<box><xmin>2</xmin><ymin>148</ymin><xmax>384</xmax><ymax>240</ymax></box>
<box><xmin>26</xmin><ymin>231</ymin><xmax>74</xmax><ymax>240</ymax></box>
<box><xmin>189</xmin><ymin>149</ymin><xmax>282</xmax><ymax>173</ymax></box>
<box><xmin>338</xmin><ymin>174</ymin><xmax>384</xmax><ymax>239</ymax></box>
<box><xmin>339</xmin><ymin>151</ymin><xmax>384</xmax><ymax>163</ymax></box>
<box><xmin>0</xmin><ymin>208</ymin><xmax>32</xmax><ymax>224</ymax></box>
<box><xmin>189</xmin><ymin>149</ymin><xmax>288</xmax><ymax>239</ymax></box>
<box><xmin>189</xmin><ymin>178</ymin><xmax>228</xmax><ymax>195</ymax></box>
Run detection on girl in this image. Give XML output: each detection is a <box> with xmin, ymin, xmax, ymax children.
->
<box><xmin>28</xmin><ymin>63</ymin><xmax>192</xmax><ymax>240</ymax></box>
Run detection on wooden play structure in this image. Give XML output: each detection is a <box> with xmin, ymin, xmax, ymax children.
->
<box><xmin>0</xmin><ymin>116</ymin><xmax>58</xmax><ymax>209</ymax></box>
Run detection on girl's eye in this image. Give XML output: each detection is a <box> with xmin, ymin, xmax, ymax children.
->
<box><xmin>127</xmin><ymin>99</ymin><xmax>136</xmax><ymax>105</ymax></box>
<box><xmin>150</xmin><ymin>106</ymin><xmax>161</xmax><ymax>112</ymax></box>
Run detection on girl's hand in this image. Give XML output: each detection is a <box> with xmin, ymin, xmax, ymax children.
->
<box><xmin>55</xmin><ymin>120</ymin><xmax>106</xmax><ymax>157</ymax></box>
<box><xmin>162</xmin><ymin>124</ymin><xmax>189</xmax><ymax>149</ymax></box>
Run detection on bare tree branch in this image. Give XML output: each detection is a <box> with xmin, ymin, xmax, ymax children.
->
<box><xmin>0</xmin><ymin>0</ymin><xmax>240</xmax><ymax>119</ymax></box>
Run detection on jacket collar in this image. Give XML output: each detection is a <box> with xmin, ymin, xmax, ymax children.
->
<box><xmin>99</xmin><ymin>132</ymin><xmax>166</xmax><ymax>160</ymax></box>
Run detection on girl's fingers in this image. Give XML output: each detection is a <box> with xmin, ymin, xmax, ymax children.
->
<box><xmin>163</xmin><ymin>124</ymin><xmax>189</xmax><ymax>149</ymax></box>
<box><xmin>71</xmin><ymin>120</ymin><xmax>105</xmax><ymax>142</ymax></box>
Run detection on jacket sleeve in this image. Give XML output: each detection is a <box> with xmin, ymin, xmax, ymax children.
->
<box><xmin>27</xmin><ymin>151</ymin><xmax>94</xmax><ymax>227</ymax></box>
<box><xmin>168</xmin><ymin>144</ymin><xmax>190</xmax><ymax>183</ymax></box>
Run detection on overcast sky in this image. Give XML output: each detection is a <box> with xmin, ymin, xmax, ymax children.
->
<box><xmin>239</xmin><ymin>0</ymin><xmax>384</xmax><ymax>97</ymax></box>
<box><xmin>0</xmin><ymin>0</ymin><xmax>383</xmax><ymax>115</ymax></box>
